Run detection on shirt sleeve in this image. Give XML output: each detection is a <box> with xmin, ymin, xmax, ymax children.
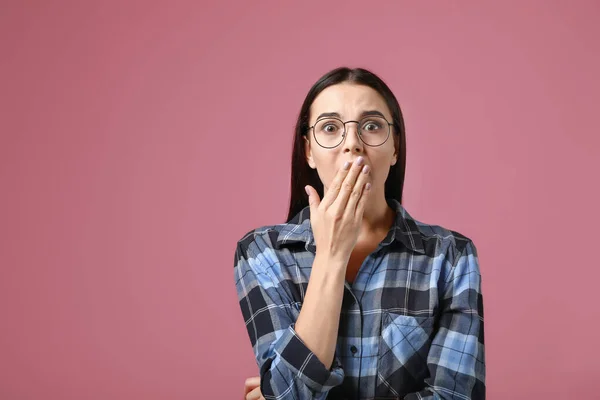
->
<box><xmin>405</xmin><ymin>240</ymin><xmax>486</xmax><ymax>400</ymax></box>
<box><xmin>233</xmin><ymin>238</ymin><xmax>345</xmax><ymax>399</ymax></box>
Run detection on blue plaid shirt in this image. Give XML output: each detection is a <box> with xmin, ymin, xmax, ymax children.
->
<box><xmin>234</xmin><ymin>198</ymin><xmax>485</xmax><ymax>399</ymax></box>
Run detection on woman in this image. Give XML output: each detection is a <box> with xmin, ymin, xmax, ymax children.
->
<box><xmin>234</xmin><ymin>67</ymin><xmax>485</xmax><ymax>400</ymax></box>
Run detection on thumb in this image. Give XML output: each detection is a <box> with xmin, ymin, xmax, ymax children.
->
<box><xmin>304</xmin><ymin>185</ymin><xmax>320</xmax><ymax>211</ymax></box>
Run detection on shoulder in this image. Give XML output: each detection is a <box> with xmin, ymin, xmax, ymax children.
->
<box><xmin>409</xmin><ymin>213</ymin><xmax>478</xmax><ymax>265</ymax></box>
<box><xmin>236</xmin><ymin>225</ymin><xmax>279</xmax><ymax>253</ymax></box>
<box><xmin>407</xmin><ymin>216</ymin><xmax>482</xmax><ymax>293</ymax></box>
<box><xmin>234</xmin><ymin>207</ymin><xmax>311</xmax><ymax>258</ymax></box>
<box><xmin>233</xmin><ymin>222</ymin><xmax>292</xmax><ymax>267</ymax></box>
<box><xmin>389</xmin><ymin>199</ymin><xmax>476</xmax><ymax>263</ymax></box>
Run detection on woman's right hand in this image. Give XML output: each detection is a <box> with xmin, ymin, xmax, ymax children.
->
<box><xmin>304</xmin><ymin>156</ymin><xmax>372</xmax><ymax>264</ymax></box>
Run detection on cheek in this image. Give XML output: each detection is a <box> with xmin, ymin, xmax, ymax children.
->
<box><xmin>373</xmin><ymin>165</ymin><xmax>391</xmax><ymax>184</ymax></box>
<box><xmin>322</xmin><ymin>164</ymin><xmax>339</xmax><ymax>189</ymax></box>
<box><xmin>313</xmin><ymin>155</ymin><xmax>340</xmax><ymax>189</ymax></box>
<box><xmin>370</xmin><ymin>157</ymin><xmax>393</xmax><ymax>184</ymax></box>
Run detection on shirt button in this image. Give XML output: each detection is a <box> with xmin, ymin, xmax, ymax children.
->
<box><xmin>350</xmin><ymin>345</ymin><xmax>358</xmax><ymax>354</ymax></box>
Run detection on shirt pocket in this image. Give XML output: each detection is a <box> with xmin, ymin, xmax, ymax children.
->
<box><xmin>375</xmin><ymin>312</ymin><xmax>434</xmax><ymax>398</ymax></box>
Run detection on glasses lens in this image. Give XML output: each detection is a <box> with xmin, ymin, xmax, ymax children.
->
<box><xmin>314</xmin><ymin>118</ymin><xmax>344</xmax><ymax>148</ymax></box>
<box><xmin>359</xmin><ymin>117</ymin><xmax>390</xmax><ymax>146</ymax></box>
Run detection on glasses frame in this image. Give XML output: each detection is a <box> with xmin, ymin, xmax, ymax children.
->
<box><xmin>307</xmin><ymin>116</ymin><xmax>394</xmax><ymax>149</ymax></box>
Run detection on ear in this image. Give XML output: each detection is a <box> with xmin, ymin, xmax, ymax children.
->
<box><xmin>304</xmin><ymin>136</ymin><xmax>317</xmax><ymax>169</ymax></box>
<box><xmin>390</xmin><ymin>137</ymin><xmax>399</xmax><ymax>166</ymax></box>
<box><xmin>390</xmin><ymin>125</ymin><xmax>399</xmax><ymax>166</ymax></box>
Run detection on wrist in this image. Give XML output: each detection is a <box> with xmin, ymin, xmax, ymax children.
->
<box><xmin>314</xmin><ymin>251</ymin><xmax>349</xmax><ymax>271</ymax></box>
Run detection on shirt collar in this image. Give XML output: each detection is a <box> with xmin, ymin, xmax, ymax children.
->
<box><xmin>275</xmin><ymin>198</ymin><xmax>425</xmax><ymax>254</ymax></box>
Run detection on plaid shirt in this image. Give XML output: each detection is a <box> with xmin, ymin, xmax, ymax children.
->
<box><xmin>234</xmin><ymin>198</ymin><xmax>485</xmax><ymax>399</ymax></box>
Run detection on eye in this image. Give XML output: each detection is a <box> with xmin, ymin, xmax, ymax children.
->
<box><xmin>316</xmin><ymin>119</ymin><xmax>343</xmax><ymax>134</ymax></box>
<box><xmin>362</xmin><ymin>120</ymin><xmax>383</xmax><ymax>132</ymax></box>
<box><xmin>324</xmin><ymin>124</ymin><xmax>338</xmax><ymax>133</ymax></box>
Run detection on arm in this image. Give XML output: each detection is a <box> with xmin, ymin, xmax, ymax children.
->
<box><xmin>234</xmin><ymin>239</ymin><xmax>346</xmax><ymax>400</ymax></box>
<box><xmin>235</xmin><ymin>157</ymin><xmax>370</xmax><ymax>399</ymax></box>
<box><xmin>405</xmin><ymin>241</ymin><xmax>486</xmax><ymax>400</ymax></box>
<box><xmin>295</xmin><ymin>250</ymin><xmax>347</xmax><ymax>369</ymax></box>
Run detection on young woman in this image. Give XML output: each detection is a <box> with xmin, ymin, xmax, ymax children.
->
<box><xmin>234</xmin><ymin>67</ymin><xmax>485</xmax><ymax>400</ymax></box>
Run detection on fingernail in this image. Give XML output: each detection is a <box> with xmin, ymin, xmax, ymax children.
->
<box><xmin>365</xmin><ymin>182</ymin><xmax>371</xmax><ymax>190</ymax></box>
<box><xmin>362</xmin><ymin>165</ymin><xmax>370</xmax><ymax>174</ymax></box>
<box><xmin>343</xmin><ymin>161</ymin><xmax>350</xmax><ymax>170</ymax></box>
<box><xmin>356</xmin><ymin>157</ymin><xmax>364</xmax><ymax>166</ymax></box>
<box><xmin>305</xmin><ymin>186</ymin><xmax>310</xmax><ymax>196</ymax></box>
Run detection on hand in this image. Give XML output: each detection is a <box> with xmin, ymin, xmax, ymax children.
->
<box><xmin>304</xmin><ymin>156</ymin><xmax>372</xmax><ymax>264</ymax></box>
<box><xmin>244</xmin><ymin>376</ymin><xmax>264</xmax><ymax>400</ymax></box>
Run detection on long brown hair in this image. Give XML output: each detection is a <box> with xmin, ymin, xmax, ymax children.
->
<box><xmin>286</xmin><ymin>67</ymin><xmax>407</xmax><ymax>222</ymax></box>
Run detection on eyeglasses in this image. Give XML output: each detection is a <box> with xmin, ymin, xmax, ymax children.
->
<box><xmin>307</xmin><ymin>115</ymin><xmax>393</xmax><ymax>148</ymax></box>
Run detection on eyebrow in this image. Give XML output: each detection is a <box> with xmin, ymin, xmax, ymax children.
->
<box><xmin>315</xmin><ymin>110</ymin><xmax>387</xmax><ymax>120</ymax></box>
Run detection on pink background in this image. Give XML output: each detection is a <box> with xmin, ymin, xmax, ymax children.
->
<box><xmin>1</xmin><ymin>1</ymin><xmax>599</xmax><ymax>399</ymax></box>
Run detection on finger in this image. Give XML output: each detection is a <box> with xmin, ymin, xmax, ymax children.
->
<box><xmin>353</xmin><ymin>180</ymin><xmax>371</xmax><ymax>220</ymax></box>
<box><xmin>246</xmin><ymin>386</ymin><xmax>262</xmax><ymax>400</ymax></box>
<box><xmin>333</xmin><ymin>157</ymin><xmax>368</xmax><ymax>211</ymax></box>
<box><xmin>244</xmin><ymin>377</ymin><xmax>260</xmax><ymax>395</ymax></box>
<box><xmin>345</xmin><ymin>163</ymin><xmax>371</xmax><ymax>214</ymax></box>
<box><xmin>305</xmin><ymin>185</ymin><xmax>321</xmax><ymax>217</ymax></box>
<box><xmin>319</xmin><ymin>160</ymin><xmax>352</xmax><ymax>209</ymax></box>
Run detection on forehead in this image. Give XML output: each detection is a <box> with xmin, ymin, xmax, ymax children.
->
<box><xmin>310</xmin><ymin>83</ymin><xmax>390</xmax><ymax>118</ymax></box>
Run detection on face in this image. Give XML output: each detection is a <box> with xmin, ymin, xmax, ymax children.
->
<box><xmin>304</xmin><ymin>82</ymin><xmax>398</xmax><ymax>197</ymax></box>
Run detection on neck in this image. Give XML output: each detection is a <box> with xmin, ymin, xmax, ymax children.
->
<box><xmin>359</xmin><ymin>194</ymin><xmax>396</xmax><ymax>239</ymax></box>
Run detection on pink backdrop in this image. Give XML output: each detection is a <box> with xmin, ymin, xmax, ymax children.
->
<box><xmin>1</xmin><ymin>1</ymin><xmax>599</xmax><ymax>399</ymax></box>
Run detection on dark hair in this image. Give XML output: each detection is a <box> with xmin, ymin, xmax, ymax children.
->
<box><xmin>286</xmin><ymin>67</ymin><xmax>407</xmax><ymax>222</ymax></box>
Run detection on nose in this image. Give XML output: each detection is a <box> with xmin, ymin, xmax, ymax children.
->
<box><xmin>342</xmin><ymin>122</ymin><xmax>364</xmax><ymax>154</ymax></box>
